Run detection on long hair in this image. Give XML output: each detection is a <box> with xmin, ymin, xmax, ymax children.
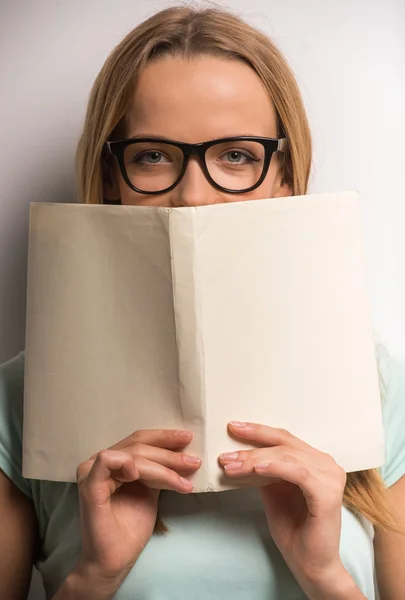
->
<box><xmin>75</xmin><ymin>4</ymin><xmax>401</xmax><ymax>534</ymax></box>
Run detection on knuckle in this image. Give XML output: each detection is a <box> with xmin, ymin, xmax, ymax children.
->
<box><xmin>336</xmin><ymin>465</ymin><xmax>347</xmax><ymax>487</ymax></box>
<box><xmin>277</xmin><ymin>428</ymin><xmax>292</xmax><ymax>440</ymax></box>
<box><xmin>76</xmin><ymin>460</ymin><xmax>90</xmax><ymax>482</ymax></box>
<box><xmin>323</xmin><ymin>456</ymin><xmax>346</xmax><ymax>484</ymax></box>
<box><xmin>129</xmin><ymin>430</ymin><xmax>142</xmax><ymax>444</ymax></box>
<box><xmin>172</xmin><ymin>468</ymin><xmax>181</xmax><ymax>482</ymax></box>
<box><xmin>298</xmin><ymin>465</ymin><xmax>310</xmax><ymax>482</ymax></box>
<box><xmin>97</xmin><ymin>449</ymin><xmax>110</xmax><ymax>462</ymax></box>
<box><xmin>324</xmin><ymin>452</ymin><xmax>338</xmax><ymax>466</ymax></box>
<box><xmin>158</xmin><ymin>467</ymin><xmax>174</xmax><ymax>487</ymax></box>
<box><xmin>282</xmin><ymin>452</ymin><xmax>298</xmax><ymax>465</ymax></box>
<box><xmin>327</xmin><ymin>489</ymin><xmax>344</xmax><ymax>509</ymax></box>
<box><xmin>166</xmin><ymin>465</ymin><xmax>181</xmax><ymax>483</ymax></box>
<box><xmin>131</xmin><ymin>442</ymin><xmax>143</xmax><ymax>456</ymax></box>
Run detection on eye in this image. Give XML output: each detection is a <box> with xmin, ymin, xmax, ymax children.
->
<box><xmin>133</xmin><ymin>151</ymin><xmax>170</xmax><ymax>164</ymax></box>
<box><xmin>221</xmin><ymin>150</ymin><xmax>255</xmax><ymax>164</ymax></box>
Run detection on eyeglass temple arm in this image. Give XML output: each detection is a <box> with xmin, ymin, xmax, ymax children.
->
<box><xmin>277</xmin><ymin>138</ymin><xmax>287</xmax><ymax>152</ymax></box>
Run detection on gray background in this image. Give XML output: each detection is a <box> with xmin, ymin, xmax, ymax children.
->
<box><xmin>0</xmin><ymin>0</ymin><xmax>403</xmax><ymax>597</ymax></box>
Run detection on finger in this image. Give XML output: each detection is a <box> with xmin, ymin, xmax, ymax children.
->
<box><xmin>79</xmin><ymin>450</ymin><xmax>194</xmax><ymax>499</ymax></box>
<box><xmin>133</xmin><ymin>456</ymin><xmax>194</xmax><ymax>494</ymax></box>
<box><xmin>126</xmin><ymin>443</ymin><xmax>201</xmax><ymax>473</ymax></box>
<box><xmin>219</xmin><ymin>448</ymin><xmax>279</xmax><ymax>465</ymax></box>
<box><xmin>108</xmin><ymin>429</ymin><xmax>194</xmax><ymax>453</ymax></box>
<box><xmin>253</xmin><ymin>461</ymin><xmax>345</xmax><ymax>515</ymax></box>
<box><xmin>222</xmin><ymin>457</ymin><xmax>256</xmax><ymax>477</ymax></box>
<box><xmin>78</xmin><ymin>449</ymin><xmax>141</xmax><ymax>504</ymax></box>
<box><xmin>224</xmin><ymin>457</ymin><xmax>345</xmax><ymax>515</ymax></box>
<box><xmin>219</xmin><ymin>447</ymin><xmax>321</xmax><ymax>471</ymax></box>
<box><xmin>221</xmin><ymin>448</ymin><xmax>323</xmax><ymax>476</ymax></box>
<box><xmin>228</xmin><ymin>422</ymin><xmax>315</xmax><ymax>452</ymax></box>
<box><xmin>221</xmin><ymin>457</ymin><xmax>283</xmax><ymax>486</ymax></box>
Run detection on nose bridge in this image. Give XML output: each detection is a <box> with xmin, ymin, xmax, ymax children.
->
<box><xmin>185</xmin><ymin>141</ymin><xmax>206</xmax><ymax>162</ymax></box>
<box><xmin>173</xmin><ymin>144</ymin><xmax>216</xmax><ymax>207</ymax></box>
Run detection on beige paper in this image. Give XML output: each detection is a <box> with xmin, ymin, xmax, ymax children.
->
<box><xmin>22</xmin><ymin>191</ymin><xmax>385</xmax><ymax>492</ymax></box>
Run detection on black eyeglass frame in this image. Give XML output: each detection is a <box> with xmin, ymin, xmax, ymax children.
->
<box><xmin>105</xmin><ymin>135</ymin><xmax>288</xmax><ymax>197</ymax></box>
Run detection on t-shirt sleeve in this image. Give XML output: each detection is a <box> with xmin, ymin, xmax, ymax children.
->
<box><xmin>377</xmin><ymin>345</ymin><xmax>405</xmax><ymax>488</ymax></box>
<box><xmin>0</xmin><ymin>352</ymin><xmax>33</xmax><ymax>499</ymax></box>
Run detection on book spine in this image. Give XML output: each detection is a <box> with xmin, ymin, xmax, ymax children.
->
<box><xmin>169</xmin><ymin>208</ymin><xmax>207</xmax><ymax>490</ymax></box>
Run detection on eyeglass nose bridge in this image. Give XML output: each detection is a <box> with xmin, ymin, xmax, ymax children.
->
<box><xmin>180</xmin><ymin>140</ymin><xmax>212</xmax><ymax>162</ymax></box>
<box><xmin>175</xmin><ymin>140</ymin><xmax>215</xmax><ymax>183</ymax></box>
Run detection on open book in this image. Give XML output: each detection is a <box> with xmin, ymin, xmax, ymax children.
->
<box><xmin>22</xmin><ymin>191</ymin><xmax>385</xmax><ymax>492</ymax></box>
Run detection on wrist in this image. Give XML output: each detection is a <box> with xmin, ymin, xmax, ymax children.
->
<box><xmin>52</xmin><ymin>562</ymin><xmax>129</xmax><ymax>600</ymax></box>
<box><xmin>299</xmin><ymin>562</ymin><xmax>366</xmax><ymax>600</ymax></box>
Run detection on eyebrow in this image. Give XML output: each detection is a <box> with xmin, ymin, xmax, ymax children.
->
<box><xmin>126</xmin><ymin>133</ymin><xmax>266</xmax><ymax>141</ymax></box>
<box><xmin>127</xmin><ymin>133</ymin><xmax>172</xmax><ymax>140</ymax></box>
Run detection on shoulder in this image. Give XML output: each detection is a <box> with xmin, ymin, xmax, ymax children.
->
<box><xmin>0</xmin><ymin>351</ymin><xmax>25</xmax><ymax>431</ymax></box>
<box><xmin>0</xmin><ymin>350</ymin><xmax>25</xmax><ymax>396</ymax></box>
<box><xmin>376</xmin><ymin>344</ymin><xmax>405</xmax><ymax>488</ymax></box>
<box><xmin>0</xmin><ymin>351</ymin><xmax>32</xmax><ymax>498</ymax></box>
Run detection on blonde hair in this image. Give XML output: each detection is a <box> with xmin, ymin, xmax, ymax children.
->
<box><xmin>75</xmin><ymin>4</ymin><xmax>401</xmax><ymax>534</ymax></box>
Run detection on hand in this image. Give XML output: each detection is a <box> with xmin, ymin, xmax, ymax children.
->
<box><xmin>219</xmin><ymin>422</ymin><xmax>347</xmax><ymax>590</ymax></box>
<box><xmin>75</xmin><ymin>429</ymin><xmax>201</xmax><ymax>584</ymax></box>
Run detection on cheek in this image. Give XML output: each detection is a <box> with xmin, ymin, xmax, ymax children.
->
<box><xmin>254</xmin><ymin>156</ymin><xmax>280</xmax><ymax>199</ymax></box>
<box><xmin>119</xmin><ymin>184</ymin><xmax>142</xmax><ymax>205</ymax></box>
<box><xmin>220</xmin><ymin>168</ymin><xmax>277</xmax><ymax>204</ymax></box>
<box><xmin>234</xmin><ymin>155</ymin><xmax>279</xmax><ymax>202</ymax></box>
<box><xmin>117</xmin><ymin>173</ymin><xmax>158</xmax><ymax>206</ymax></box>
<box><xmin>117</xmin><ymin>161</ymin><xmax>277</xmax><ymax>206</ymax></box>
<box><xmin>119</xmin><ymin>184</ymin><xmax>173</xmax><ymax>207</ymax></box>
<box><xmin>114</xmin><ymin>161</ymin><xmax>175</xmax><ymax>207</ymax></box>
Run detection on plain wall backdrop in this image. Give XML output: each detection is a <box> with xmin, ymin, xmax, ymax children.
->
<box><xmin>0</xmin><ymin>1</ymin><xmax>404</xmax><ymax>598</ymax></box>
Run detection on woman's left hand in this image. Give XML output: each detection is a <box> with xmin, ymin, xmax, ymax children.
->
<box><xmin>219</xmin><ymin>421</ymin><xmax>348</xmax><ymax>592</ymax></box>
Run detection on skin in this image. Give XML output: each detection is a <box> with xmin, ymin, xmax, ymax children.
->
<box><xmin>104</xmin><ymin>56</ymin><xmax>291</xmax><ymax>205</ymax></box>
<box><xmin>63</xmin><ymin>57</ymin><xmax>366</xmax><ymax>600</ymax></box>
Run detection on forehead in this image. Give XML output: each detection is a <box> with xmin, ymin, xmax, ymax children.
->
<box><xmin>126</xmin><ymin>56</ymin><xmax>278</xmax><ymax>141</ymax></box>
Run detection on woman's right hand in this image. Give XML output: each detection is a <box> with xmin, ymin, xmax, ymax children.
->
<box><xmin>74</xmin><ymin>429</ymin><xmax>201</xmax><ymax>585</ymax></box>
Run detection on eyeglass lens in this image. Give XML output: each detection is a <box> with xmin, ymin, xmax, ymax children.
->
<box><xmin>122</xmin><ymin>140</ymin><xmax>266</xmax><ymax>192</ymax></box>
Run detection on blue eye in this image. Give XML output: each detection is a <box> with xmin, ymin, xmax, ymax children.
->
<box><xmin>227</xmin><ymin>151</ymin><xmax>245</xmax><ymax>162</ymax></box>
<box><xmin>221</xmin><ymin>151</ymin><xmax>256</xmax><ymax>165</ymax></box>
<box><xmin>134</xmin><ymin>151</ymin><xmax>170</xmax><ymax>164</ymax></box>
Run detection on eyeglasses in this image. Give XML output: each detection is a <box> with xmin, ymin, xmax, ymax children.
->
<box><xmin>105</xmin><ymin>135</ymin><xmax>287</xmax><ymax>195</ymax></box>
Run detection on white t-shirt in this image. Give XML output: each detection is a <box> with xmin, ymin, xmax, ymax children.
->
<box><xmin>0</xmin><ymin>348</ymin><xmax>404</xmax><ymax>599</ymax></box>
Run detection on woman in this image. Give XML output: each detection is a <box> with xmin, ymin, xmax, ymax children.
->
<box><xmin>1</xmin><ymin>5</ymin><xmax>405</xmax><ymax>600</ymax></box>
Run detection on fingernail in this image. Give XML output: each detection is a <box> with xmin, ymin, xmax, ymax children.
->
<box><xmin>220</xmin><ymin>452</ymin><xmax>239</xmax><ymax>461</ymax></box>
<box><xmin>180</xmin><ymin>476</ymin><xmax>192</xmax><ymax>486</ymax></box>
<box><xmin>224</xmin><ymin>461</ymin><xmax>243</xmax><ymax>471</ymax></box>
<box><xmin>229</xmin><ymin>421</ymin><xmax>247</xmax><ymax>428</ymax></box>
<box><xmin>184</xmin><ymin>455</ymin><xmax>201</xmax><ymax>465</ymax></box>
<box><xmin>255</xmin><ymin>462</ymin><xmax>271</xmax><ymax>470</ymax></box>
<box><xmin>176</xmin><ymin>430</ymin><xmax>192</xmax><ymax>437</ymax></box>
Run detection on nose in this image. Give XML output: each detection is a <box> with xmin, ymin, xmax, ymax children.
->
<box><xmin>170</xmin><ymin>156</ymin><xmax>220</xmax><ymax>207</ymax></box>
